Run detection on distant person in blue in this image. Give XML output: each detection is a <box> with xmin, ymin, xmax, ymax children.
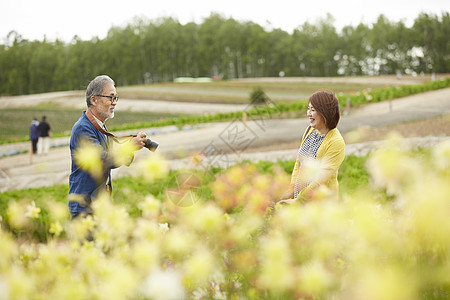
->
<box><xmin>68</xmin><ymin>75</ymin><xmax>148</xmax><ymax>219</ymax></box>
<box><xmin>29</xmin><ymin>118</ymin><xmax>39</xmax><ymax>154</ymax></box>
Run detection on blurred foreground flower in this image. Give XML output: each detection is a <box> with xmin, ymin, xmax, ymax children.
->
<box><xmin>111</xmin><ymin>140</ymin><xmax>137</xmax><ymax>166</ymax></box>
<box><xmin>49</xmin><ymin>221</ymin><xmax>63</xmax><ymax>237</ymax></box>
<box><xmin>73</xmin><ymin>140</ymin><xmax>103</xmax><ymax>179</ymax></box>
<box><xmin>183</xmin><ymin>246</ymin><xmax>216</xmax><ymax>287</ymax></box>
<box><xmin>299</xmin><ymin>157</ymin><xmax>328</xmax><ymax>185</ymax></box>
<box><xmin>140</xmin><ymin>268</ymin><xmax>185</xmax><ymax>300</ymax></box>
<box><xmin>45</xmin><ymin>200</ymin><xmax>69</xmax><ymax>223</ymax></box>
<box><xmin>258</xmin><ymin>232</ymin><xmax>295</xmax><ymax>292</ymax></box>
<box><xmin>367</xmin><ymin>134</ymin><xmax>420</xmax><ymax>194</ymax></box>
<box><xmin>6</xmin><ymin>201</ymin><xmax>29</xmax><ymax>229</ymax></box>
<box><xmin>344</xmin><ymin>126</ymin><xmax>371</xmax><ymax>144</ymax></box>
<box><xmin>1</xmin><ymin>137</ymin><xmax>450</xmax><ymax>299</ymax></box>
<box><xmin>347</xmin><ymin>266</ymin><xmax>416</xmax><ymax>300</ymax></box>
<box><xmin>25</xmin><ymin>201</ymin><xmax>41</xmax><ymax>219</ymax></box>
<box><xmin>298</xmin><ymin>260</ymin><xmax>334</xmax><ymax>296</ymax></box>
<box><xmin>138</xmin><ymin>194</ymin><xmax>161</xmax><ymax>218</ymax></box>
<box><xmin>189</xmin><ymin>152</ymin><xmax>204</xmax><ymax>166</ymax></box>
<box><xmin>432</xmin><ymin>140</ymin><xmax>450</xmax><ymax>171</ymax></box>
<box><xmin>93</xmin><ymin>194</ymin><xmax>133</xmax><ymax>250</ymax></box>
<box><xmin>135</xmin><ymin>154</ymin><xmax>169</xmax><ymax>183</ymax></box>
<box><xmin>212</xmin><ymin>164</ymin><xmax>288</xmax><ymax>213</ymax></box>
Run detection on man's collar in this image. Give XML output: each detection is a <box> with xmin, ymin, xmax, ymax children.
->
<box><xmin>87</xmin><ymin>109</ymin><xmax>105</xmax><ymax>129</ymax></box>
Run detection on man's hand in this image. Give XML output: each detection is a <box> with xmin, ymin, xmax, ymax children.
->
<box><xmin>132</xmin><ymin>131</ymin><xmax>147</xmax><ymax>149</ymax></box>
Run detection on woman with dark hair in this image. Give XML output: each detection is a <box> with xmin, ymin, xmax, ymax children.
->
<box><xmin>280</xmin><ymin>90</ymin><xmax>345</xmax><ymax>203</ymax></box>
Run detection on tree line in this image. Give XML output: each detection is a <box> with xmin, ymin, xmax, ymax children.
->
<box><xmin>0</xmin><ymin>12</ymin><xmax>448</xmax><ymax>96</ymax></box>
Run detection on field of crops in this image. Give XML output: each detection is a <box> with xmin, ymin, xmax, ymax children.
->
<box><xmin>1</xmin><ymin>75</ymin><xmax>448</xmax><ymax>145</ymax></box>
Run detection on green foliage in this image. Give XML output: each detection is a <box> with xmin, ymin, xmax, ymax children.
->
<box><xmin>250</xmin><ymin>86</ymin><xmax>269</xmax><ymax>105</ymax></box>
<box><xmin>337</xmin><ymin>154</ymin><xmax>369</xmax><ymax>193</ymax></box>
<box><xmin>344</xmin><ymin>77</ymin><xmax>450</xmax><ymax>107</ymax></box>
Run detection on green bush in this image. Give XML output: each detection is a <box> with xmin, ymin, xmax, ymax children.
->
<box><xmin>250</xmin><ymin>86</ymin><xmax>270</xmax><ymax>105</ymax></box>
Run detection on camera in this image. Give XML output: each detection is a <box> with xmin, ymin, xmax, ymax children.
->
<box><xmin>144</xmin><ymin>138</ymin><xmax>159</xmax><ymax>152</ymax></box>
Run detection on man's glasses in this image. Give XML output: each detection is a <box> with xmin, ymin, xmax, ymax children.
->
<box><xmin>95</xmin><ymin>94</ymin><xmax>119</xmax><ymax>103</ymax></box>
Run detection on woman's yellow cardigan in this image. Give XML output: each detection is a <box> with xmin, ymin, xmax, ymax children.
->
<box><xmin>289</xmin><ymin>126</ymin><xmax>345</xmax><ymax>201</ymax></box>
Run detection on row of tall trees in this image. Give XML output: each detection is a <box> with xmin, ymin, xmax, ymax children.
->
<box><xmin>0</xmin><ymin>12</ymin><xmax>449</xmax><ymax>95</ymax></box>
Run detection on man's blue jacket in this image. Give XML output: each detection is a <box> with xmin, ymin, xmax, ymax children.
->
<box><xmin>68</xmin><ymin>111</ymin><xmax>128</xmax><ymax>218</ymax></box>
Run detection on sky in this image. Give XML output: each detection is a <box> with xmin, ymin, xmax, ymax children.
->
<box><xmin>0</xmin><ymin>0</ymin><xmax>449</xmax><ymax>43</ymax></box>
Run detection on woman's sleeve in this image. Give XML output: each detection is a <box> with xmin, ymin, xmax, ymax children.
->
<box><xmin>286</xmin><ymin>157</ymin><xmax>300</xmax><ymax>197</ymax></box>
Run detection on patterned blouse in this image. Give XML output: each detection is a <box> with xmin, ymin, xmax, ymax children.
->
<box><xmin>293</xmin><ymin>129</ymin><xmax>326</xmax><ymax>198</ymax></box>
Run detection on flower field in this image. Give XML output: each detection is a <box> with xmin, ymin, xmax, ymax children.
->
<box><xmin>0</xmin><ymin>136</ymin><xmax>449</xmax><ymax>299</ymax></box>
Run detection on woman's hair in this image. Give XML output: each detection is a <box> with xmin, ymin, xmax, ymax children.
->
<box><xmin>308</xmin><ymin>90</ymin><xmax>340</xmax><ymax>130</ymax></box>
<box><xmin>85</xmin><ymin>75</ymin><xmax>115</xmax><ymax>107</ymax></box>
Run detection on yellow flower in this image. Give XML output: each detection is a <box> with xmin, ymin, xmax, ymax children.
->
<box><xmin>6</xmin><ymin>267</ymin><xmax>35</xmax><ymax>299</ymax></box>
<box><xmin>164</xmin><ymin>227</ymin><xmax>196</xmax><ymax>258</ymax></box>
<box><xmin>182</xmin><ymin>203</ymin><xmax>225</xmax><ymax>233</ymax></box>
<box><xmin>94</xmin><ymin>196</ymin><xmax>133</xmax><ymax>249</ymax></box>
<box><xmin>69</xmin><ymin>214</ymin><xmax>95</xmax><ymax>242</ymax></box>
<box><xmin>73</xmin><ymin>140</ymin><xmax>103</xmax><ymax>179</ymax></box>
<box><xmin>130</xmin><ymin>241</ymin><xmax>160</xmax><ymax>272</ymax></box>
<box><xmin>94</xmin><ymin>261</ymin><xmax>138</xmax><ymax>300</ymax></box>
<box><xmin>6</xmin><ymin>201</ymin><xmax>29</xmax><ymax>229</ymax></box>
<box><xmin>45</xmin><ymin>200</ymin><xmax>69</xmax><ymax>222</ymax></box>
<box><xmin>77</xmin><ymin>246</ymin><xmax>105</xmax><ymax>272</ymax></box>
<box><xmin>227</xmin><ymin>166</ymin><xmax>246</xmax><ymax>186</ymax></box>
<box><xmin>111</xmin><ymin>140</ymin><xmax>137</xmax><ymax>166</ymax></box>
<box><xmin>297</xmin><ymin>260</ymin><xmax>333</xmax><ymax>295</ymax></box>
<box><xmin>405</xmin><ymin>177</ymin><xmax>450</xmax><ymax>250</ymax></box>
<box><xmin>138</xmin><ymin>194</ymin><xmax>161</xmax><ymax>218</ymax></box>
<box><xmin>367</xmin><ymin>136</ymin><xmax>420</xmax><ymax>194</ymax></box>
<box><xmin>183</xmin><ymin>246</ymin><xmax>215</xmax><ymax>286</ymax></box>
<box><xmin>344</xmin><ymin>126</ymin><xmax>371</xmax><ymax>144</ymax></box>
<box><xmin>349</xmin><ymin>266</ymin><xmax>417</xmax><ymax>300</ymax></box>
<box><xmin>140</xmin><ymin>268</ymin><xmax>185</xmax><ymax>300</ymax></box>
<box><xmin>135</xmin><ymin>154</ymin><xmax>169</xmax><ymax>183</ymax></box>
<box><xmin>132</xmin><ymin>218</ymin><xmax>162</xmax><ymax>242</ymax></box>
<box><xmin>432</xmin><ymin>140</ymin><xmax>450</xmax><ymax>171</ymax></box>
<box><xmin>49</xmin><ymin>221</ymin><xmax>64</xmax><ymax>237</ymax></box>
<box><xmin>257</xmin><ymin>232</ymin><xmax>295</xmax><ymax>292</ymax></box>
<box><xmin>25</xmin><ymin>201</ymin><xmax>41</xmax><ymax>219</ymax></box>
<box><xmin>49</xmin><ymin>278</ymin><xmax>89</xmax><ymax>300</ymax></box>
<box><xmin>230</xmin><ymin>249</ymin><xmax>257</xmax><ymax>273</ymax></box>
<box><xmin>0</xmin><ymin>231</ymin><xmax>17</xmax><ymax>269</ymax></box>
<box><xmin>227</xmin><ymin>214</ymin><xmax>263</xmax><ymax>247</ymax></box>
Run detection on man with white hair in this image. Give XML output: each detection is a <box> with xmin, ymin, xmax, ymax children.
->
<box><xmin>68</xmin><ymin>75</ymin><xmax>148</xmax><ymax>219</ymax></box>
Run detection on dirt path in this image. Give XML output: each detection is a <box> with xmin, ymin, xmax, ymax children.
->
<box><xmin>1</xmin><ymin>87</ymin><xmax>449</xmax><ymax>192</ymax></box>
